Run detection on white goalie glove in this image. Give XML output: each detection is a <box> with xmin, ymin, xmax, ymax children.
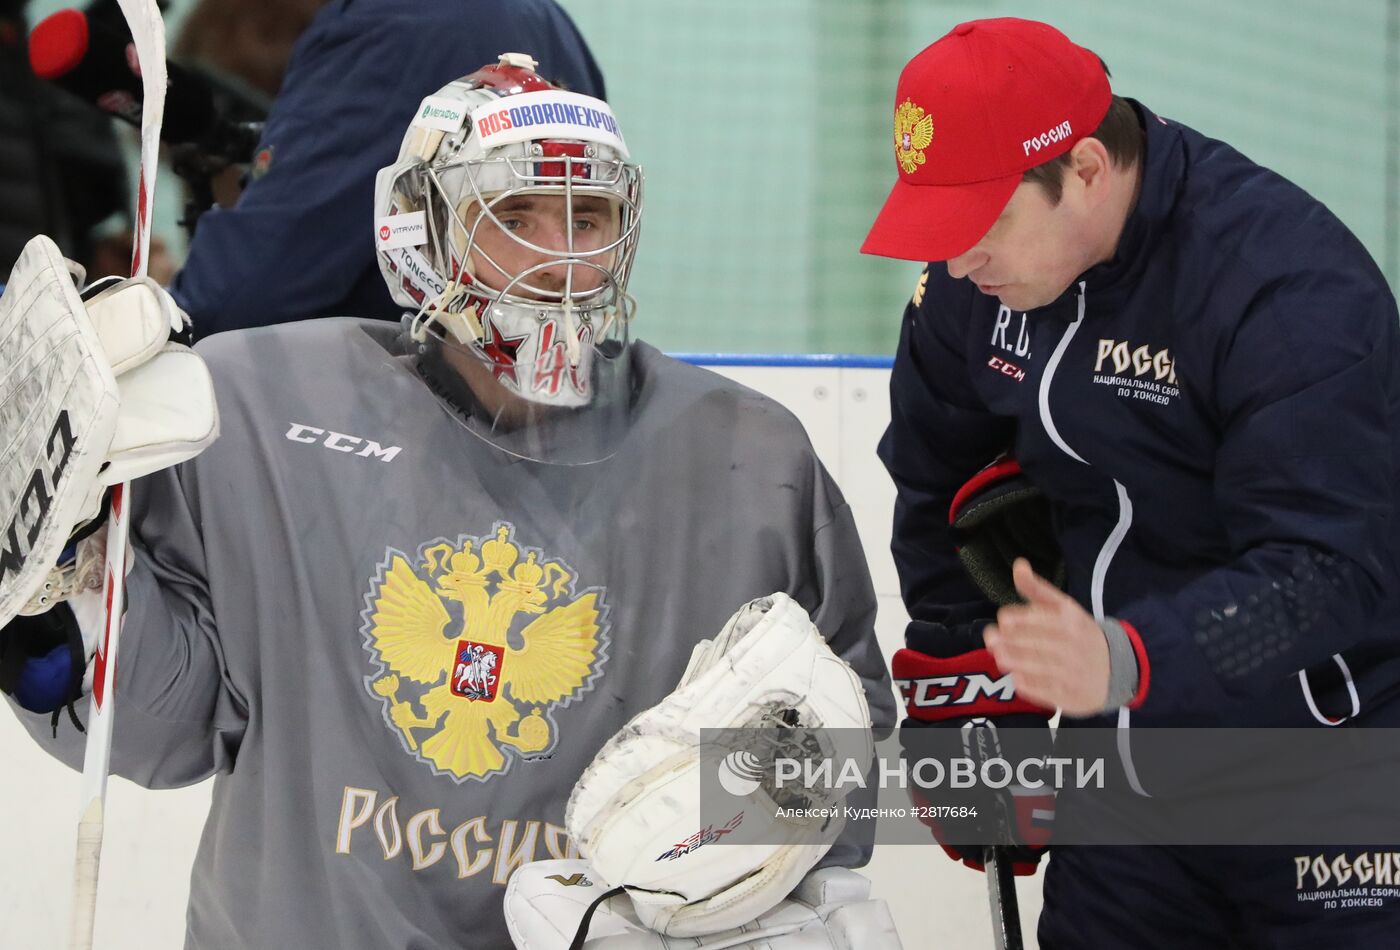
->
<box><xmin>559</xmin><ymin>593</ymin><xmax>878</xmax><ymax>942</ymax></box>
<box><xmin>505</xmin><ymin>859</ymin><xmax>903</xmax><ymax>949</ymax></box>
<box><xmin>0</xmin><ymin>235</ymin><xmax>218</xmax><ymax>625</ymax></box>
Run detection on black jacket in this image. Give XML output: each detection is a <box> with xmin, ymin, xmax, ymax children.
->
<box><xmin>882</xmin><ymin>102</ymin><xmax>1400</xmax><ymax>736</ymax></box>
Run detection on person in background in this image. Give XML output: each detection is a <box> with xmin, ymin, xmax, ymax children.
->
<box><xmin>174</xmin><ymin>0</ymin><xmax>328</xmax><ymax>101</ymax></box>
<box><xmin>169</xmin><ymin>0</ymin><xmax>605</xmax><ymax>336</ymax></box>
<box><xmin>0</xmin><ymin>0</ymin><xmax>132</xmax><ymax>278</ymax></box>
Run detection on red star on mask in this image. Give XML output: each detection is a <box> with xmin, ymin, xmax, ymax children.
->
<box><xmin>473</xmin><ymin>316</ymin><xmax>530</xmax><ymax>387</ymax></box>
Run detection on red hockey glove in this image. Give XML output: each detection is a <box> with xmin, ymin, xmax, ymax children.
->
<box><xmin>950</xmin><ymin>455</ymin><xmax>1063</xmax><ymax>606</ymax></box>
<box><xmin>894</xmin><ymin>621</ymin><xmax>1055</xmax><ymax>875</ymax></box>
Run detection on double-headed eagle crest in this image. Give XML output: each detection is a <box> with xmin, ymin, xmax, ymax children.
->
<box><xmin>894</xmin><ymin>98</ymin><xmax>934</xmax><ymax>175</ymax></box>
<box><xmin>361</xmin><ymin>523</ymin><xmax>609</xmax><ymax>782</ymax></box>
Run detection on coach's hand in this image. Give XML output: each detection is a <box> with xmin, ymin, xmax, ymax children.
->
<box><xmin>985</xmin><ymin>559</ymin><xmax>1111</xmax><ymax>716</ymax></box>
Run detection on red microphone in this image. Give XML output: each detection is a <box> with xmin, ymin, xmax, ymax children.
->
<box><xmin>29</xmin><ymin>7</ymin><xmax>217</xmax><ymax>143</ymax></box>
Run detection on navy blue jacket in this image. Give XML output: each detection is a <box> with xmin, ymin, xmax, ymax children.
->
<box><xmin>170</xmin><ymin>0</ymin><xmax>604</xmax><ymax>336</ymax></box>
<box><xmin>881</xmin><ymin>102</ymin><xmax>1400</xmax><ymax>732</ymax></box>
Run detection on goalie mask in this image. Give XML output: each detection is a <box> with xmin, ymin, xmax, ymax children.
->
<box><xmin>374</xmin><ymin>54</ymin><xmax>643</xmax><ymax>462</ymax></box>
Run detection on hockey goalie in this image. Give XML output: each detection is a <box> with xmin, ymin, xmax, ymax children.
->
<box><xmin>0</xmin><ymin>53</ymin><xmax>900</xmax><ymax>948</ymax></box>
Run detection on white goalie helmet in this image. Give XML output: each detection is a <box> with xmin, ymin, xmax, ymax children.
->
<box><xmin>374</xmin><ymin>53</ymin><xmax>643</xmax><ymax>412</ymax></box>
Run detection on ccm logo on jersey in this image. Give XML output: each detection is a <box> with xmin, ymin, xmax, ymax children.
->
<box><xmin>285</xmin><ymin>424</ymin><xmax>402</xmax><ymax>462</ymax></box>
<box><xmin>988</xmin><ymin>356</ymin><xmax>1026</xmax><ymax>382</ymax></box>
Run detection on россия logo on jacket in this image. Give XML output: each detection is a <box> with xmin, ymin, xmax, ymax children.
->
<box><xmin>1091</xmin><ymin>337</ymin><xmax>1180</xmax><ymax>407</ymax></box>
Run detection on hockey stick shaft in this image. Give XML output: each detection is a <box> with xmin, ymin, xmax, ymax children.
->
<box><xmin>984</xmin><ymin>845</ymin><xmax>1024</xmax><ymax>950</ymax></box>
<box><xmin>70</xmin><ymin>487</ymin><xmax>131</xmax><ymax>949</ymax></box>
<box><xmin>961</xmin><ymin>719</ymin><xmax>1025</xmax><ymax>950</ymax></box>
<box><xmin>68</xmin><ymin>3</ymin><xmax>166</xmax><ymax>946</ymax></box>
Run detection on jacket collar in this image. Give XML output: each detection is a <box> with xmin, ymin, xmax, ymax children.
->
<box><xmin>1061</xmin><ymin>100</ymin><xmax>1186</xmax><ymax>310</ymax></box>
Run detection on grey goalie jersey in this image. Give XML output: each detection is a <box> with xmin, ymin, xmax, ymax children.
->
<box><xmin>10</xmin><ymin>318</ymin><xmax>895</xmax><ymax>948</ymax></box>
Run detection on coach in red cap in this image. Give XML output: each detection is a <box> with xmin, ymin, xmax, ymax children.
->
<box><xmin>870</xmin><ymin>16</ymin><xmax>1400</xmax><ymax>949</ymax></box>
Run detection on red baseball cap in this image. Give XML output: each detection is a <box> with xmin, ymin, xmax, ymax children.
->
<box><xmin>862</xmin><ymin>18</ymin><xmax>1111</xmax><ymax>262</ymax></box>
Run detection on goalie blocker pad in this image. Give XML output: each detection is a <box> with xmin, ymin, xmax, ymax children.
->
<box><xmin>0</xmin><ymin>235</ymin><xmax>218</xmax><ymax>628</ymax></box>
<box><xmin>0</xmin><ymin>237</ymin><xmax>121</xmax><ymax>626</ymax></box>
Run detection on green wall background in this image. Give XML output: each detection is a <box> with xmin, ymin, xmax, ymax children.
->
<box><xmin>560</xmin><ymin>0</ymin><xmax>1399</xmax><ymax>353</ymax></box>
<box><xmin>29</xmin><ymin>0</ymin><xmax>1399</xmax><ymax>354</ymax></box>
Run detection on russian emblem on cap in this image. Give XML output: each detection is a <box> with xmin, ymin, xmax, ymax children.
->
<box><xmin>894</xmin><ymin>98</ymin><xmax>934</xmax><ymax>175</ymax></box>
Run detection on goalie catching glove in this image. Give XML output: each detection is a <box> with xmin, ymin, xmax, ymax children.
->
<box><xmin>563</xmin><ymin>593</ymin><xmax>875</xmax><ymax>941</ymax></box>
<box><xmin>505</xmin><ymin>859</ymin><xmax>902</xmax><ymax>949</ymax></box>
<box><xmin>0</xmin><ymin>235</ymin><xmax>218</xmax><ymax>712</ymax></box>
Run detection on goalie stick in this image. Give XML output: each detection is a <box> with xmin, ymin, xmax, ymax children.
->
<box><xmin>68</xmin><ymin>2</ymin><xmax>167</xmax><ymax>947</ymax></box>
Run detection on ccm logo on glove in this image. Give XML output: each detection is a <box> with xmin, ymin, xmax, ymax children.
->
<box><xmin>893</xmin><ymin>647</ymin><xmax>1047</xmax><ymax>722</ymax></box>
<box><xmin>0</xmin><ymin>412</ymin><xmax>76</xmax><ymax>583</ymax></box>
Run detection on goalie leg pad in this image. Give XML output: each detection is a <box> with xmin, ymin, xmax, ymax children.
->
<box><xmin>505</xmin><ymin>860</ymin><xmax>905</xmax><ymax>949</ymax></box>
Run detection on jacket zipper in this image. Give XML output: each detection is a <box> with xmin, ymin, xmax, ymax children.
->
<box><xmin>1038</xmin><ymin>281</ymin><xmax>1152</xmax><ymax>796</ymax></box>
